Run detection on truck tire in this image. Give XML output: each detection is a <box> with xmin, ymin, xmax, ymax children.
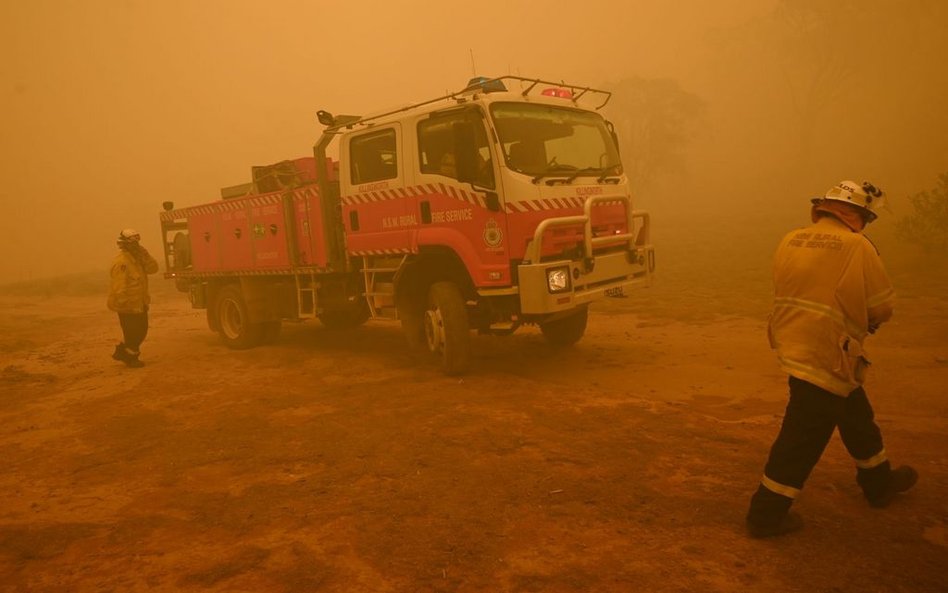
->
<box><xmin>423</xmin><ymin>281</ymin><xmax>471</xmax><ymax>375</ymax></box>
<box><xmin>215</xmin><ymin>284</ymin><xmax>265</xmax><ymax>349</ymax></box>
<box><xmin>540</xmin><ymin>306</ymin><xmax>588</xmax><ymax>347</ymax></box>
<box><xmin>318</xmin><ymin>302</ymin><xmax>370</xmax><ymax>329</ymax></box>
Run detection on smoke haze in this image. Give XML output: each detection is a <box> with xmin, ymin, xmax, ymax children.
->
<box><xmin>2</xmin><ymin>0</ymin><xmax>946</xmax><ymax>283</ymax></box>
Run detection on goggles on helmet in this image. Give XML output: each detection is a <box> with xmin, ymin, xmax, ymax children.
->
<box><xmin>815</xmin><ymin>180</ymin><xmax>885</xmax><ymax>221</ymax></box>
<box><xmin>118</xmin><ymin>228</ymin><xmax>141</xmax><ymax>243</ymax></box>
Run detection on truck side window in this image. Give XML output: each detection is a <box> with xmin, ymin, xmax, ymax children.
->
<box><xmin>418</xmin><ymin>110</ymin><xmax>495</xmax><ymax>189</ymax></box>
<box><xmin>350</xmin><ymin>129</ymin><xmax>398</xmax><ymax>185</ymax></box>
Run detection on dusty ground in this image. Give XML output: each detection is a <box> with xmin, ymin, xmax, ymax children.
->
<box><xmin>0</xmin><ymin>263</ymin><xmax>946</xmax><ymax>592</ymax></box>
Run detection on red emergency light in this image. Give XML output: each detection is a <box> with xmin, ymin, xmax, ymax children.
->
<box><xmin>541</xmin><ymin>87</ymin><xmax>573</xmax><ymax>99</ymax></box>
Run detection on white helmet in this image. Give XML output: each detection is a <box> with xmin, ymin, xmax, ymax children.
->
<box><xmin>117</xmin><ymin>228</ymin><xmax>141</xmax><ymax>243</ymax></box>
<box><xmin>811</xmin><ymin>180</ymin><xmax>885</xmax><ymax>222</ymax></box>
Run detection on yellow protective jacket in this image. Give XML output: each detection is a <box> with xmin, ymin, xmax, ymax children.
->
<box><xmin>768</xmin><ymin>216</ymin><xmax>895</xmax><ymax>397</ymax></box>
<box><xmin>107</xmin><ymin>248</ymin><xmax>159</xmax><ymax>314</ymax></box>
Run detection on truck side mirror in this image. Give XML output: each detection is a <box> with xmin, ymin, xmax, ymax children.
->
<box><xmin>606</xmin><ymin>120</ymin><xmax>621</xmax><ymax>155</ymax></box>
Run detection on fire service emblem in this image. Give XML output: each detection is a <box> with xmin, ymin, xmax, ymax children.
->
<box><xmin>483</xmin><ymin>218</ymin><xmax>503</xmax><ymax>249</ymax></box>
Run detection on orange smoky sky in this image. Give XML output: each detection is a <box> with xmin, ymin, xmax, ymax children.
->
<box><xmin>2</xmin><ymin>0</ymin><xmax>946</xmax><ymax>282</ymax></box>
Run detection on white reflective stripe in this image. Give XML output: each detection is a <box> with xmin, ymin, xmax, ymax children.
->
<box><xmin>774</xmin><ymin>296</ymin><xmax>844</xmax><ymax>324</ymax></box>
<box><xmin>773</xmin><ymin>297</ymin><xmax>864</xmax><ymax>337</ymax></box>
<box><xmin>868</xmin><ymin>287</ymin><xmax>895</xmax><ymax>308</ymax></box>
<box><xmin>854</xmin><ymin>449</ymin><xmax>888</xmax><ymax>469</ymax></box>
<box><xmin>761</xmin><ymin>475</ymin><xmax>800</xmax><ymax>499</ymax></box>
<box><xmin>778</xmin><ymin>357</ymin><xmax>853</xmax><ymax>396</ymax></box>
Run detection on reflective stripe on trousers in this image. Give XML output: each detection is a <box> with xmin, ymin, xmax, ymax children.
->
<box><xmin>748</xmin><ymin>376</ymin><xmax>888</xmax><ymax>526</ymax></box>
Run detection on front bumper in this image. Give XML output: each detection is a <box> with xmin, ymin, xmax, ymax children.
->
<box><xmin>478</xmin><ymin>197</ymin><xmax>655</xmax><ymax>316</ymax></box>
<box><xmin>516</xmin><ymin>244</ymin><xmax>654</xmax><ymax>314</ymax></box>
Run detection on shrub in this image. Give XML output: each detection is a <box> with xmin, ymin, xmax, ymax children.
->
<box><xmin>895</xmin><ymin>173</ymin><xmax>948</xmax><ymax>255</ymax></box>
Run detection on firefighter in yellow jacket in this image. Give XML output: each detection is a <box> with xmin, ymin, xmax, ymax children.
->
<box><xmin>107</xmin><ymin>228</ymin><xmax>159</xmax><ymax>368</ymax></box>
<box><xmin>746</xmin><ymin>181</ymin><xmax>917</xmax><ymax>538</ymax></box>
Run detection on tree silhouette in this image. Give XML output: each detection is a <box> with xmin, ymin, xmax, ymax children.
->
<box><xmin>769</xmin><ymin>0</ymin><xmax>933</xmax><ymax>171</ymax></box>
<box><xmin>602</xmin><ymin>77</ymin><xmax>705</xmax><ymax>195</ymax></box>
<box><xmin>896</xmin><ymin>173</ymin><xmax>948</xmax><ymax>255</ymax></box>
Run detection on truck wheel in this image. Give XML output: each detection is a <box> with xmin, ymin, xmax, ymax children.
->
<box><xmin>540</xmin><ymin>306</ymin><xmax>588</xmax><ymax>347</ymax></box>
<box><xmin>424</xmin><ymin>281</ymin><xmax>471</xmax><ymax>375</ymax></box>
<box><xmin>318</xmin><ymin>302</ymin><xmax>370</xmax><ymax>329</ymax></box>
<box><xmin>215</xmin><ymin>285</ymin><xmax>265</xmax><ymax>349</ymax></box>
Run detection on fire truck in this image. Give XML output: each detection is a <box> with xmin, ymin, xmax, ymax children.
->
<box><xmin>159</xmin><ymin>76</ymin><xmax>655</xmax><ymax>374</ymax></box>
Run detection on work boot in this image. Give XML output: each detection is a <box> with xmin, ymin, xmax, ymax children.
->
<box><xmin>867</xmin><ymin>465</ymin><xmax>918</xmax><ymax>508</ymax></box>
<box><xmin>121</xmin><ymin>346</ymin><xmax>144</xmax><ymax>368</ymax></box>
<box><xmin>112</xmin><ymin>343</ymin><xmax>129</xmax><ymax>361</ymax></box>
<box><xmin>746</xmin><ymin>511</ymin><xmax>804</xmax><ymax>539</ymax></box>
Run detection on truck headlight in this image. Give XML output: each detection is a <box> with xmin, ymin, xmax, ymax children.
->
<box><xmin>546</xmin><ymin>266</ymin><xmax>571</xmax><ymax>293</ymax></box>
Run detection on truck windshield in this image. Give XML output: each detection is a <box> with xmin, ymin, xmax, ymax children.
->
<box><xmin>489</xmin><ymin>102</ymin><xmax>622</xmax><ymax>178</ymax></box>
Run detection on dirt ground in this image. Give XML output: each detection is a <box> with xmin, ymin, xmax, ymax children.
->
<box><xmin>0</xmin><ymin>267</ymin><xmax>946</xmax><ymax>592</ymax></box>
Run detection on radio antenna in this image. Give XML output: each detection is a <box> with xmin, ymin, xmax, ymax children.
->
<box><xmin>469</xmin><ymin>49</ymin><xmax>477</xmax><ymax>76</ymax></box>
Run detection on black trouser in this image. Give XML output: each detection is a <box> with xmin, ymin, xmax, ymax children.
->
<box><xmin>118</xmin><ymin>308</ymin><xmax>149</xmax><ymax>353</ymax></box>
<box><xmin>747</xmin><ymin>376</ymin><xmax>890</xmax><ymax>526</ymax></box>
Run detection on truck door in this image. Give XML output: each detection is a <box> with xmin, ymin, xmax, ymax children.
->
<box><xmin>411</xmin><ymin>106</ymin><xmax>512</xmax><ymax>288</ymax></box>
<box><xmin>340</xmin><ymin>124</ymin><xmax>411</xmax><ymax>256</ymax></box>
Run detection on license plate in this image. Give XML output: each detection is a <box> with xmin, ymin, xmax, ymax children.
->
<box><xmin>605</xmin><ymin>287</ymin><xmax>625</xmax><ymax>298</ymax></box>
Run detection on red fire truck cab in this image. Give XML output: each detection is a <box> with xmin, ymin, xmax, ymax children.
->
<box><xmin>159</xmin><ymin>75</ymin><xmax>655</xmax><ymax>374</ymax></box>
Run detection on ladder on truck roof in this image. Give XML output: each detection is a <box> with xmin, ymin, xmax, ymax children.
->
<box><xmin>315</xmin><ymin>76</ymin><xmax>613</xmax><ymax>134</ymax></box>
